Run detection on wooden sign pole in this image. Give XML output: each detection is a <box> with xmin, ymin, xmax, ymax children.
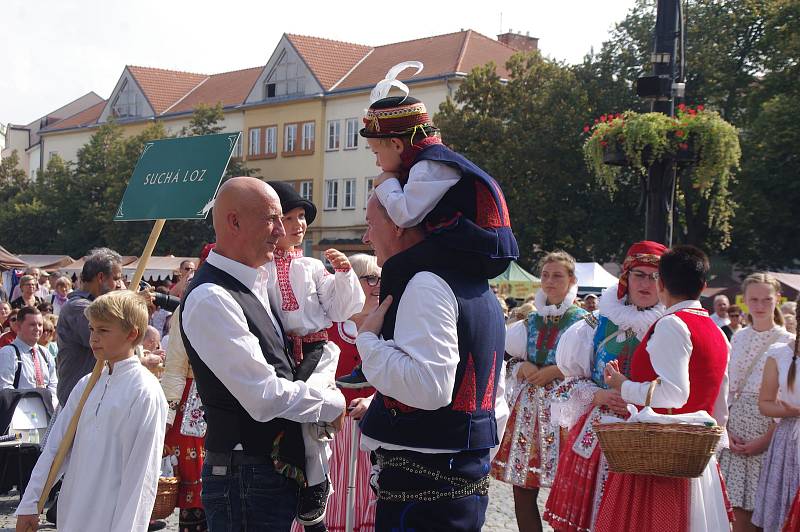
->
<box><xmin>37</xmin><ymin>219</ymin><xmax>167</xmax><ymax>514</ymax></box>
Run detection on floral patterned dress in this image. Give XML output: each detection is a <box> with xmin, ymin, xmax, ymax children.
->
<box><xmin>491</xmin><ymin>296</ymin><xmax>586</xmax><ymax>489</ymax></box>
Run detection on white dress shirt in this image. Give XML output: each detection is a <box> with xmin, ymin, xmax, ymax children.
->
<box><xmin>374</xmin><ymin>160</ymin><xmax>461</xmax><ymax>228</ymax></box>
<box><xmin>17</xmin><ymin>357</ymin><xmax>167</xmax><ymax>532</ymax></box>
<box><xmin>182</xmin><ymin>250</ymin><xmax>345</xmax><ymax>427</ymax></box>
<box><xmin>0</xmin><ymin>338</ymin><xmax>58</xmax><ymax>399</ymax></box>
<box><xmin>357</xmin><ymin>271</ymin><xmax>508</xmax><ymax>454</ymax></box>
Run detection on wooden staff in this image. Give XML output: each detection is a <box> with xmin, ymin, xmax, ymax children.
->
<box><xmin>37</xmin><ymin>219</ymin><xmax>166</xmax><ymax>513</ymax></box>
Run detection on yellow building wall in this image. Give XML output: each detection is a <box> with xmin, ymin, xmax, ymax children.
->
<box><xmin>242</xmin><ymin>99</ymin><xmax>325</xmax><ymax>244</ymax></box>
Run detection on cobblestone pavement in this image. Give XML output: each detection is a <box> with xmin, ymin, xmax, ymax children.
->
<box><xmin>0</xmin><ymin>479</ymin><xmax>550</xmax><ymax>531</ymax></box>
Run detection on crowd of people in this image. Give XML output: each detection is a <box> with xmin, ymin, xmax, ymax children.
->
<box><xmin>0</xmin><ymin>63</ymin><xmax>797</xmax><ymax>532</ymax></box>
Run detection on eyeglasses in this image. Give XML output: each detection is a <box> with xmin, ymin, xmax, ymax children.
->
<box><xmin>628</xmin><ymin>270</ymin><xmax>660</xmax><ymax>281</ymax></box>
<box><xmin>359</xmin><ymin>275</ymin><xmax>381</xmax><ymax>287</ymax></box>
<box><xmin>729</xmin><ymin>313</ymin><xmax>741</xmax><ymax>318</ymax></box>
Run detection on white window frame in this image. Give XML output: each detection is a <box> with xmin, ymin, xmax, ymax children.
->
<box><xmin>248</xmin><ymin>128</ymin><xmax>261</xmax><ymax>157</ymax></box>
<box><xmin>324</xmin><ymin>179</ymin><xmax>339</xmax><ymax>210</ymax></box>
<box><xmin>302</xmin><ymin>122</ymin><xmax>315</xmax><ymax>151</ymax></box>
<box><xmin>285</xmin><ymin>124</ymin><xmax>297</xmax><ymax>152</ymax></box>
<box><xmin>233</xmin><ymin>135</ymin><xmax>243</xmax><ymax>158</ymax></box>
<box><xmin>343</xmin><ymin>178</ymin><xmax>356</xmax><ymax>210</ymax></box>
<box><xmin>265</xmin><ymin>126</ymin><xmax>277</xmax><ymax>155</ymax></box>
<box><xmin>326</xmin><ymin>120</ymin><xmax>340</xmax><ymax>151</ymax></box>
<box><xmin>345</xmin><ymin>118</ymin><xmax>359</xmax><ymax>149</ymax></box>
<box><xmin>300</xmin><ymin>180</ymin><xmax>313</xmax><ymax>201</ymax></box>
<box><xmin>365</xmin><ymin>177</ymin><xmax>374</xmax><ymax>207</ymax></box>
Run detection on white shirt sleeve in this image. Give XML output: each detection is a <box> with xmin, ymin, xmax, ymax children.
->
<box><xmin>109</xmin><ymin>387</ymin><xmax>167</xmax><ymax>532</ymax></box>
<box><xmin>0</xmin><ymin>346</ymin><xmax>16</xmax><ymax>390</ymax></box>
<box><xmin>621</xmin><ymin>314</ymin><xmax>692</xmax><ymax>408</ymax></box>
<box><xmin>183</xmin><ymin>285</ymin><xmax>345</xmax><ymax>424</ymax></box>
<box><xmin>556</xmin><ymin>319</ymin><xmax>596</xmax><ymax>378</ymax></box>
<box><xmin>356</xmin><ymin>272</ymin><xmax>459</xmax><ymax>410</ymax></box>
<box><xmin>491</xmin><ymin>361</ymin><xmax>509</xmax><ymax>461</ymax></box>
<box><xmin>43</xmin><ymin>347</ymin><xmax>58</xmax><ymax>401</ymax></box>
<box><xmin>16</xmin><ymin>376</ymin><xmax>90</xmax><ymax>516</ymax></box>
<box><xmin>505</xmin><ymin>320</ymin><xmax>528</xmax><ymax>360</ymax></box>
<box><xmin>374</xmin><ymin>160</ymin><xmax>461</xmax><ymax>228</ymax></box>
<box><xmin>314</xmin><ymin>264</ymin><xmax>366</xmax><ymax>324</ymax></box>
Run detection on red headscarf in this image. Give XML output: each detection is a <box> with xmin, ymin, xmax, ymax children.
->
<box><xmin>617</xmin><ymin>240</ymin><xmax>668</xmax><ymax>299</ymax></box>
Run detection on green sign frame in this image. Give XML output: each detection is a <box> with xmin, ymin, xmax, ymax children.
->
<box><xmin>115</xmin><ymin>132</ymin><xmax>240</xmax><ymax>221</ymax></box>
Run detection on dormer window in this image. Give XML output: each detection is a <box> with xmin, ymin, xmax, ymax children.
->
<box><xmin>264</xmin><ymin>50</ymin><xmax>305</xmax><ymax>99</ymax></box>
<box><xmin>111</xmin><ymin>79</ymin><xmax>143</xmax><ymax>118</ymax></box>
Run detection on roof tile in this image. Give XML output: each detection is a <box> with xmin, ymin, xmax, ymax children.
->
<box><xmin>44</xmin><ymin>100</ymin><xmax>106</xmax><ymax>131</ymax></box>
<box><xmin>285</xmin><ymin>34</ymin><xmax>372</xmax><ymax>90</ymax></box>
<box><xmin>167</xmin><ymin>66</ymin><xmax>263</xmax><ymax>114</ymax></box>
<box><xmin>127</xmin><ymin>66</ymin><xmax>208</xmax><ymax>115</ymax></box>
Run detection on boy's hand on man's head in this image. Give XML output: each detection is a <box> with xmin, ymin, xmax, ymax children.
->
<box><xmin>324</xmin><ymin>249</ymin><xmax>350</xmax><ymax>271</ymax></box>
<box><xmin>374</xmin><ymin>171</ymin><xmax>400</xmax><ymax>187</ymax></box>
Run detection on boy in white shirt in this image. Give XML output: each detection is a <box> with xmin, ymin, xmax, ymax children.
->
<box><xmin>16</xmin><ymin>290</ymin><xmax>167</xmax><ymax>532</ymax></box>
<box><xmin>266</xmin><ymin>181</ymin><xmax>365</xmax><ymax>529</ymax></box>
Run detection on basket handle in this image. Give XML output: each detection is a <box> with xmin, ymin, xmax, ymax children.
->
<box><xmin>644</xmin><ymin>378</ymin><xmax>661</xmax><ymax>407</ymax></box>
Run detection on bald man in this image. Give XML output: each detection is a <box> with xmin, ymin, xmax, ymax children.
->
<box><xmin>180</xmin><ymin>177</ymin><xmax>346</xmax><ymax>531</ymax></box>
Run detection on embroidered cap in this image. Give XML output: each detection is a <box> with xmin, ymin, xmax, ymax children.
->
<box><xmin>360</xmin><ymin>96</ymin><xmax>439</xmax><ymax>139</ymax></box>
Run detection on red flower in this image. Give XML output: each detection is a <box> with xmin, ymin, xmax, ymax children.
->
<box><xmin>600</xmin><ymin>140</ymin><xmax>608</xmax><ymax>147</ymax></box>
<box><xmin>594</xmin><ymin>119</ymin><xmax>599</xmax><ymax>124</ymax></box>
<box><xmin>678</xmin><ymin>103</ymin><xmax>686</xmax><ymax>111</ymax></box>
<box><xmin>583</xmin><ymin>125</ymin><xmax>591</xmax><ymax>133</ymax></box>
<box><xmin>697</xmin><ymin>105</ymin><xmax>704</xmax><ymax>111</ymax></box>
<box><xmin>600</xmin><ymin>114</ymin><xmax>607</xmax><ymax>122</ymax></box>
<box><xmin>688</xmin><ymin>109</ymin><xmax>697</xmax><ymax>116</ymax></box>
<box><xmin>675</xmin><ymin>130</ymin><xmax>685</xmax><ymax>138</ymax></box>
<box><xmin>679</xmin><ymin>142</ymin><xmax>689</xmax><ymax>150</ymax></box>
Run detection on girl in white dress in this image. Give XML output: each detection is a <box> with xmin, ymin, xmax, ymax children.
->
<box><xmin>719</xmin><ymin>273</ymin><xmax>793</xmax><ymax>532</ymax></box>
<box><xmin>752</xmin><ymin>336</ymin><xmax>800</xmax><ymax>531</ymax></box>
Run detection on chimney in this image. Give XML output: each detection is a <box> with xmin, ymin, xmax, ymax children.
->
<box><xmin>497</xmin><ymin>30</ymin><xmax>539</xmax><ymax>52</ymax></box>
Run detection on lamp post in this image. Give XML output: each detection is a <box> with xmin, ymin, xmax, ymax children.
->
<box><xmin>636</xmin><ymin>0</ymin><xmax>684</xmax><ymax>245</ymax></box>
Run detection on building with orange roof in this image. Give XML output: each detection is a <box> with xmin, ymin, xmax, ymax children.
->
<box><xmin>26</xmin><ymin>29</ymin><xmax>535</xmax><ymax>255</ymax></box>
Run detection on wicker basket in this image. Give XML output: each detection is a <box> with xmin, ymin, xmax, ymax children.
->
<box><xmin>151</xmin><ymin>476</ymin><xmax>179</xmax><ymax>520</ymax></box>
<box><xmin>595</xmin><ymin>380</ymin><xmax>723</xmax><ymax>478</ymax></box>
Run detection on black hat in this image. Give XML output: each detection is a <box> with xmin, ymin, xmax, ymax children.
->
<box><xmin>268</xmin><ymin>181</ymin><xmax>317</xmax><ymax>225</ymax></box>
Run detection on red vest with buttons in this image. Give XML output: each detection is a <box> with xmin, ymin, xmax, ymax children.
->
<box><xmin>629</xmin><ymin>307</ymin><xmax>728</xmax><ymax>415</ymax></box>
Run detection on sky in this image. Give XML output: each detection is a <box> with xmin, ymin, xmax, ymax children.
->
<box><xmin>1</xmin><ymin>0</ymin><xmax>637</xmax><ymax>125</ymax></box>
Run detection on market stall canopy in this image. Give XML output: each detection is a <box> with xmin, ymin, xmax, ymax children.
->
<box><xmin>122</xmin><ymin>256</ymin><xmax>197</xmax><ymax>282</ymax></box>
<box><xmin>0</xmin><ymin>246</ymin><xmax>28</xmax><ymax>270</ymax></box>
<box><xmin>58</xmin><ymin>255</ymin><xmax>138</xmax><ymax>278</ymax></box>
<box><xmin>491</xmin><ymin>262</ymin><xmax>541</xmax><ymax>299</ymax></box>
<box><xmin>16</xmin><ymin>254</ymin><xmax>76</xmax><ymax>272</ymax></box>
<box><xmin>770</xmin><ymin>272</ymin><xmax>800</xmax><ymax>293</ymax></box>
<box><xmin>575</xmin><ymin>262</ymin><xmax>618</xmax><ymax>291</ymax></box>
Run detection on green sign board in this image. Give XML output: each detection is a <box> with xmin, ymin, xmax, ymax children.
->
<box><xmin>115</xmin><ymin>132</ymin><xmax>240</xmax><ymax>221</ymax></box>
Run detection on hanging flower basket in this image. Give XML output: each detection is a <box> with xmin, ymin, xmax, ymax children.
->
<box><xmin>582</xmin><ymin>106</ymin><xmax>740</xmax><ymax>191</ymax></box>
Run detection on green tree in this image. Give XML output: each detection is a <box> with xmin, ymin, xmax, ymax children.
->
<box><xmin>436</xmin><ymin>52</ymin><xmax>642</xmax><ymax>268</ymax></box>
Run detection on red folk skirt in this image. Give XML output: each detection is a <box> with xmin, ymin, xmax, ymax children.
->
<box><xmin>784</xmin><ymin>488</ymin><xmax>800</xmax><ymax>532</ymax></box>
<box><xmin>544</xmin><ymin>408</ymin><xmax>606</xmax><ymax>532</ymax></box>
<box><xmin>164</xmin><ymin>379</ymin><xmax>205</xmax><ymax>509</ymax></box>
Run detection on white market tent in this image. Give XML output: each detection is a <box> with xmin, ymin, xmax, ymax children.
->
<box><xmin>122</xmin><ymin>256</ymin><xmax>197</xmax><ymax>282</ymax></box>
<box><xmin>575</xmin><ymin>262</ymin><xmax>618</xmax><ymax>292</ymax></box>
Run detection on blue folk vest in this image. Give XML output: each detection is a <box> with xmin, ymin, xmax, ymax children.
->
<box><xmin>360</xmin><ymin>244</ymin><xmax>505</xmax><ymax>450</ymax></box>
<box><xmin>589</xmin><ymin>315</ymin><xmax>641</xmax><ymax>386</ymax></box>
<box><xmin>413</xmin><ymin>144</ymin><xmax>519</xmax><ymax>279</ymax></box>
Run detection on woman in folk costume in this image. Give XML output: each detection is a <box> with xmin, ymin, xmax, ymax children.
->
<box><xmin>491</xmin><ymin>251</ymin><xmax>587</xmax><ymax>532</ymax></box>
<box><xmin>543</xmin><ymin>241</ymin><xmax>666</xmax><ymax>532</ymax></box>
<box><xmin>596</xmin><ymin>245</ymin><xmax>732</xmax><ymax>532</ymax></box>
<box><xmin>719</xmin><ymin>273</ymin><xmax>793</xmax><ymax>532</ymax></box>
<box><xmin>265</xmin><ymin>181</ymin><xmax>365</xmax><ymax>530</ymax></box>
<box><xmin>161</xmin><ymin>243</ymin><xmax>215</xmax><ymax>532</ymax></box>
<box><xmin>752</xmin><ymin>335</ymin><xmax>800</xmax><ymax>531</ymax></box>
<box><xmin>319</xmin><ymin>254</ymin><xmax>381</xmax><ymax>532</ymax></box>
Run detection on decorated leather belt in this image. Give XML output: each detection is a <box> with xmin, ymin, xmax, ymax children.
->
<box><xmin>287</xmin><ymin>330</ymin><xmax>328</xmax><ymax>364</ymax></box>
<box><xmin>375</xmin><ymin>453</ymin><xmax>490</xmax><ymax>503</ymax></box>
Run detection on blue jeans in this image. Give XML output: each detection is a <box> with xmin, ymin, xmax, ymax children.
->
<box><xmin>202</xmin><ymin>463</ymin><xmax>298</xmax><ymax>532</ymax></box>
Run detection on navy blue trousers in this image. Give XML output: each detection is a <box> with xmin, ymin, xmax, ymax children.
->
<box><xmin>374</xmin><ymin>449</ymin><xmax>490</xmax><ymax>532</ymax></box>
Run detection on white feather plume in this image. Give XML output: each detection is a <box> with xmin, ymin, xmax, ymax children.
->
<box><xmin>369</xmin><ymin>61</ymin><xmax>424</xmax><ymax>104</ymax></box>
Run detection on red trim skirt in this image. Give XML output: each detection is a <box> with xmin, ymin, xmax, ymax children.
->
<box><xmin>164</xmin><ymin>379</ymin><xmax>205</xmax><ymax>509</ymax></box>
<box><xmin>784</xmin><ymin>488</ymin><xmax>800</xmax><ymax>532</ymax></box>
<box><xmin>594</xmin><ymin>472</ymin><xmax>691</xmax><ymax>532</ymax></box>
<box><xmin>544</xmin><ymin>410</ymin><xmax>602</xmax><ymax>531</ymax></box>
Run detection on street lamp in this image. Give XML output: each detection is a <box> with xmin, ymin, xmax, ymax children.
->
<box><xmin>635</xmin><ymin>0</ymin><xmax>685</xmax><ymax>245</ymax></box>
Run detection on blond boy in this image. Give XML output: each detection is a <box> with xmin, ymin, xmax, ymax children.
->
<box><xmin>16</xmin><ymin>290</ymin><xmax>167</xmax><ymax>532</ymax></box>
